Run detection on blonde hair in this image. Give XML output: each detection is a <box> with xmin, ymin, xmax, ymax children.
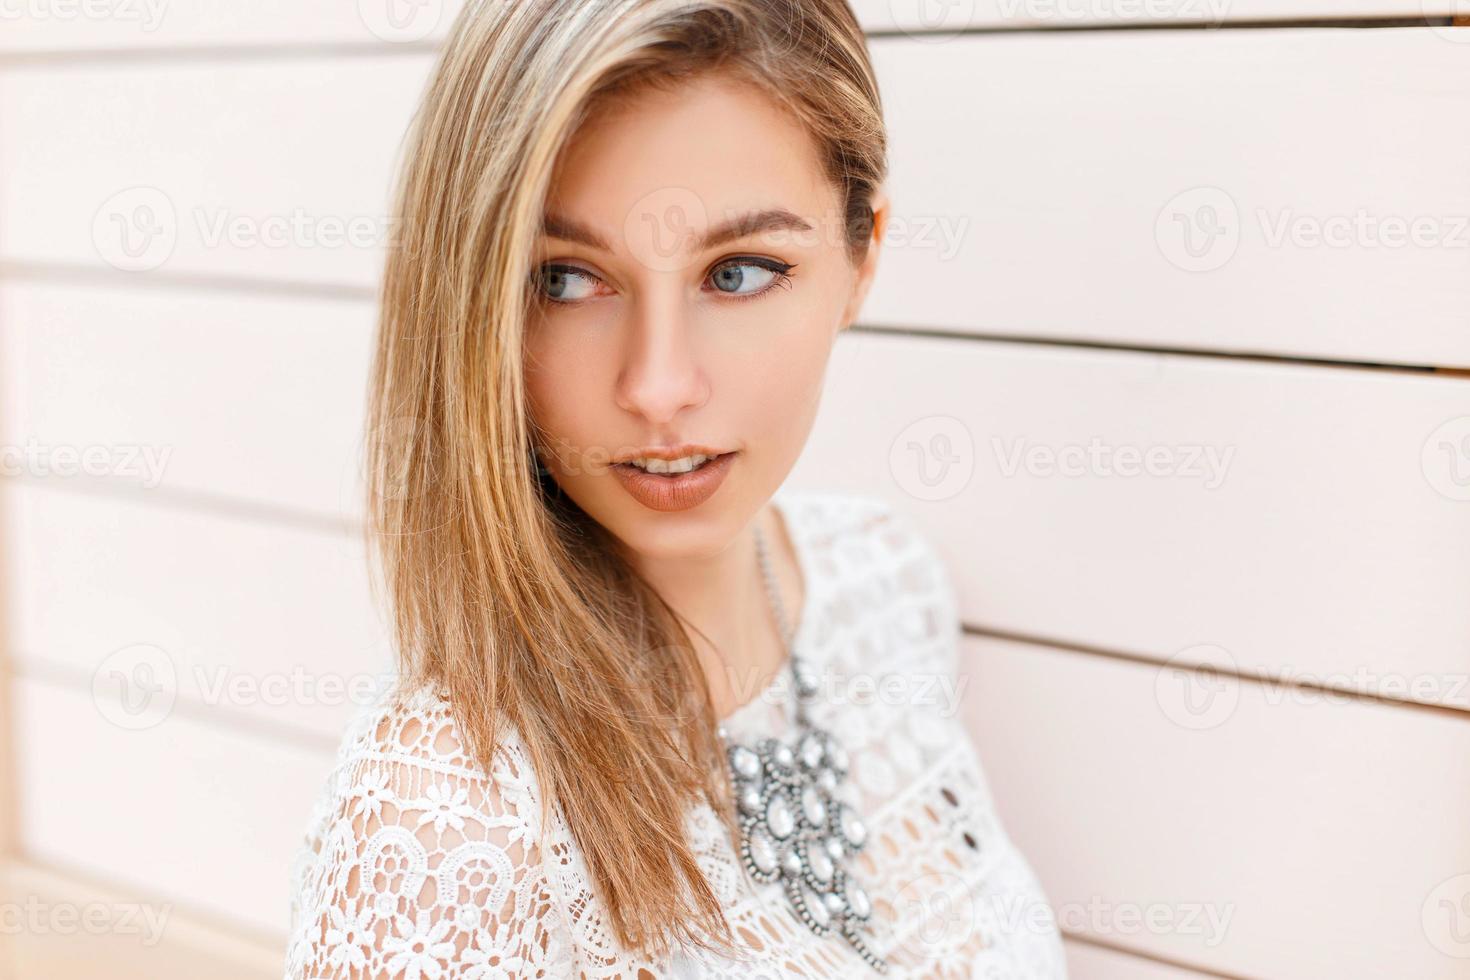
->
<box><xmin>364</xmin><ymin>0</ymin><xmax>886</xmax><ymax>960</ymax></box>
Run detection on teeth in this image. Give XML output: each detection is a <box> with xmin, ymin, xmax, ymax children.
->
<box><xmin>630</xmin><ymin>453</ymin><xmax>711</xmax><ymax>474</ymax></box>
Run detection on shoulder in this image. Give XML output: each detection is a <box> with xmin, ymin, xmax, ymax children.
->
<box><xmin>286</xmin><ymin>679</ymin><xmax>566</xmax><ymax>978</ymax></box>
<box><xmin>779</xmin><ymin>488</ymin><xmax>961</xmax><ymax>662</ymax></box>
<box><xmin>322</xmin><ymin>677</ymin><xmax>547</xmax><ymax>841</ymax></box>
<box><xmin>774</xmin><ymin>486</ymin><xmax>894</xmax><ymax>542</ymax></box>
<box><xmin>778</xmin><ymin>489</ymin><xmax>958</xmax><ymax>613</ymax></box>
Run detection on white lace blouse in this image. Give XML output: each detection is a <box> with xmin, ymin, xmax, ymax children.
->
<box><xmin>284</xmin><ymin>489</ymin><xmax>1068</xmax><ymax>979</ymax></box>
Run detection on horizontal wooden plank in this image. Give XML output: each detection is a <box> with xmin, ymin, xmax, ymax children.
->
<box><xmin>5</xmin><ymin>27</ymin><xmax>1469</xmax><ymax>364</ymax></box>
<box><xmin>786</xmin><ymin>332</ymin><xmax>1470</xmax><ymax>709</ymax></box>
<box><xmin>0</xmin><ymin>55</ymin><xmax>429</xmax><ymax>285</ymax></box>
<box><xmin>867</xmin><ymin>27</ymin><xmax>1470</xmax><ymax>367</ymax></box>
<box><xmin>0</xmin><ymin>859</ymin><xmax>280</xmax><ymax>980</ymax></box>
<box><xmin>0</xmin><ymin>0</ymin><xmax>1452</xmax><ymax>53</ymax></box>
<box><xmin>12</xmin><ymin>678</ymin><xmax>333</xmax><ymax>938</ymax></box>
<box><xmin>0</xmin><ymin>0</ymin><xmax>456</xmax><ymax>52</ymax></box>
<box><xmin>854</xmin><ymin>0</ymin><xmax>1462</xmax><ymax>32</ymax></box>
<box><xmin>963</xmin><ymin>634</ymin><xmax>1470</xmax><ymax>979</ymax></box>
<box><xmin>1062</xmin><ymin>939</ymin><xmax>1223</xmax><ymax>980</ymax></box>
<box><xmin>0</xmin><ymin>282</ymin><xmax>374</xmax><ymax>520</ymax></box>
<box><xmin>0</xmin><ymin>608</ymin><xmax>14</xmax><ymax>862</ymax></box>
<box><xmin>0</xmin><ymin>482</ymin><xmax>394</xmax><ymax>740</ymax></box>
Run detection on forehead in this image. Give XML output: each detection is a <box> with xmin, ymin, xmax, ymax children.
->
<box><xmin>545</xmin><ymin>72</ymin><xmax>835</xmax><ymax>246</ymax></box>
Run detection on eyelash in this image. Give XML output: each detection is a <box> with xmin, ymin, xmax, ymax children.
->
<box><xmin>535</xmin><ymin>256</ymin><xmax>797</xmax><ymax>306</ymax></box>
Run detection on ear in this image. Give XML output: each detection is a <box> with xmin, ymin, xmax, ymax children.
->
<box><xmin>838</xmin><ymin>184</ymin><xmax>890</xmax><ymax>333</ymax></box>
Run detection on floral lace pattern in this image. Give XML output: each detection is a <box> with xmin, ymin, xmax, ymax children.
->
<box><xmin>285</xmin><ymin>489</ymin><xmax>1068</xmax><ymax>979</ymax></box>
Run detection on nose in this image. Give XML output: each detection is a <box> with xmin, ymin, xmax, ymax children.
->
<box><xmin>613</xmin><ymin>290</ymin><xmax>710</xmax><ymax>425</ymax></box>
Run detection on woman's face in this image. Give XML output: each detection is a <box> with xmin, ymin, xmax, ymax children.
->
<box><xmin>524</xmin><ymin>71</ymin><xmax>885</xmax><ymax>559</ymax></box>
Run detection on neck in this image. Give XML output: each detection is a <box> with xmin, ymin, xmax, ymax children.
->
<box><xmin>621</xmin><ymin>503</ymin><xmax>798</xmax><ymax>719</ymax></box>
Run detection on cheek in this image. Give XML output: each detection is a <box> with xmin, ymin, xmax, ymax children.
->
<box><xmin>712</xmin><ymin>306</ymin><xmax>835</xmax><ymax>443</ymax></box>
<box><xmin>523</xmin><ymin>326</ymin><xmax>605</xmax><ymax>447</ymax></box>
<box><xmin>746</xmin><ymin>342</ymin><xmax>827</xmax><ymax>420</ymax></box>
<box><xmin>738</xmin><ymin>286</ymin><xmax>839</xmax><ymax>397</ymax></box>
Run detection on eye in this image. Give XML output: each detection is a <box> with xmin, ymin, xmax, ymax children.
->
<box><xmin>532</xmin><ymin>257</ymin><xmax>797</xmax><ymax>307</ymax></box>
<box><xmin>535</xmin><ymin>264</ymin><xmax>601</xmax><ymax>303</ymax></box>
<box><xmin>707</xmin><ymin>257</ymin><xmax>796</xmax><ymax>301</ymax></box>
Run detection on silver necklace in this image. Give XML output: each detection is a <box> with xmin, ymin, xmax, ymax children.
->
<box><xmin>715</xmin><ymin>523</ymin><xmax>888</xmax><ymax>973</ymax></box>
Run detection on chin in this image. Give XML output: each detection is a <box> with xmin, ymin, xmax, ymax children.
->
<box><xmin>593</xmin><ymin>489</ymin><xmax>755</xmax><ymax>557</ymax></box>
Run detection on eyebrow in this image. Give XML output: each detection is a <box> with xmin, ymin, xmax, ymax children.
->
<box><xmin>541</xmin><ymin>207</ymin><xmax>814</xmax><ymax>253</ymax></box>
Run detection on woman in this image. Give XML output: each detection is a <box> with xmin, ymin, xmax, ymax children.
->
<box><xmin>285</xmin><ymin>0</ymin><xmax>1067</xmax><ymax>976</ymax></box>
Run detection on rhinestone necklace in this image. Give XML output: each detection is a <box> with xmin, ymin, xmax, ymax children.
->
<box><xmin>715</xmin><ymin>522</ymin><xmax>888</xmax><ymax>974</ymax></box>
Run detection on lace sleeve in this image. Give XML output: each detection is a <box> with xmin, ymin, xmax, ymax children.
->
<box><xmin>285</xmin><ymin>689</ymin><xmax>570</xmax><ymax>979</ymax></box>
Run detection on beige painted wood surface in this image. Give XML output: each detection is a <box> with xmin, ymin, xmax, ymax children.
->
<box><xmin>0</xmin><ymin>283</ymin><xmax>375</xmax><ymax>520</ymax></box>
<box><xmin>10</xmin><ymin>678</ymin><xmax>334</xmax><ymax>939</ymax></box>
<box><xmin>0</xmin><ymin>483</ymin><xmax>393</xmax><ymax>741</ymax></box>
<box><xmin>0</xmin><ymin>0</ymin><xmax>1455</xmax><ymax>53</ymax></box>
<box><xmin>793</xmin><ymin>331</ymin><xmax>1470</xmax><ymax>711</ymax></box>
<box><xmin>0</xmin><ymin>859</ymin><xmax>280</xmax><ymax>980</ymax></box>
<box><xmin>866</xmin><ymin>27</ymin><xmax>1470</xmax><ymax>367</ymax></box>
<box><xmin>6</xmin><ymin>27</ymin><xmax>1470</xmax><ymax>364</ymax></box>
<box><xmin>1062</xmin><ymin>939</ymin><xmax>1228</xmax><ymax>980</ymax></box>
<box><xmin>962</xmin><ymin>634</ymin><xmax>1470</xmax><ymax>979</ymax></box>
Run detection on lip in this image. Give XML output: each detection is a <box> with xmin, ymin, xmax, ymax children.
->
<box><xmin>612</xmin><ymin>443</ymin><xmax>732</xmax><ymax>464</ymax></box>
<box><xmin>611</xmin><ymin>450</ymin><xmax>738</xmax><ymax>512</ymax></box>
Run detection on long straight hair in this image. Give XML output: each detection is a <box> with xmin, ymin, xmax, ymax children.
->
<box><xmin>364</xmin><ymin>0</ymin><xmax>886</xmax><ymax>960</ymax></box>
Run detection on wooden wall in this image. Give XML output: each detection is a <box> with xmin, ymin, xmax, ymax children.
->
<box><xmin>2</xmin><ymin>2</ymin><xmax>1467</xmax><ymax>977</ymax></box>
